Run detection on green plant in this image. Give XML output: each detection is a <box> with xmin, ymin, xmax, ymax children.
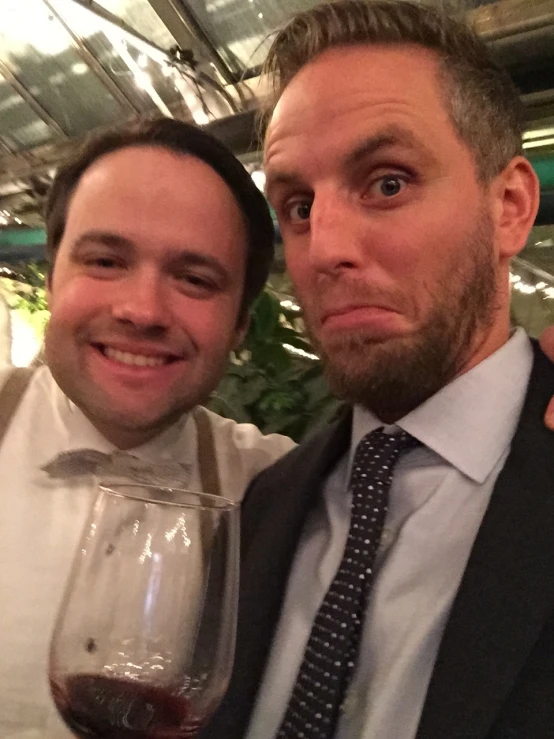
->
<box><xmin>208</xmin><ymin>290</ymin><xmax>342</xmax><ymax>442</ymax></box>
<box><xmin>1</xmin><ymin>261</ymin><xmax>50</xmax><ymax>343</ymax></box>
<box><xmin>10</xmin><ymin>261</ymin><xmax>49</xmax><ymax>314</ymax></box>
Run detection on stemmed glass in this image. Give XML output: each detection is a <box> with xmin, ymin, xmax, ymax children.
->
<box><xmin>49</xmin><ymin>482</ymin><xmax>239</xmax><ymax>738</ymax></box>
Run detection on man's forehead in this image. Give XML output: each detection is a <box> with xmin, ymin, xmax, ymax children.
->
<box><xmin>263</xmin><ymin>47</ymin><xmax>459</xmax><ymax>186</ymax></box>
<box><xmin>264</xmin><ymin>43</ymin><xmax>445</xmax><ymax>141</ymax></box>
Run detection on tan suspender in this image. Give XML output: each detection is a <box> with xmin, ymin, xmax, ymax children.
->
<box><xmin>0</xmin><ymin>367</ymin><xmax>35</xmax><ymax>448</ymax></box>
<box><xmin>0</xmin><ymin>367</ymin><xmax>221</xmax><ymax>497</ymax></box>
<box><xmin>193</xmin><ymin>406</ymin><xmax>222</xmax><ymax>498</ymax></box>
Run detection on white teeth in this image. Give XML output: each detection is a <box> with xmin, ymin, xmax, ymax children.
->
<box><xmin>103</xmin><ymin>347</ymin><xmax>167</xmax><ymax>367</ymax></box>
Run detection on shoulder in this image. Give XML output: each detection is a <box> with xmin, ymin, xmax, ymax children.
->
<box><xmin>251</xmin><ymin>420</ymin><xmax>337</xmax><ymax>478</ymax></box>
<box><xmin>0</xmin><ymin>364</ymin><xmax>48</xmax><ymax>395</ymax></box>
<box><xmin>245</xmin><ymin>411</ymin><xmax>351</xmax><ymax>496</ymax></box>
<box><xmin>0</xmin><ymin>366</ymin><xmax>66</xmax><ymax>425</ymax></box>
<box><xmin>0</xmin><ymin>366</ymin><xmax>61</xmax><ymax>451</ymax></box>
<box><xmin>195</xmin><ymin>407</ymin><xmax>297</xmax><ymax>499</ymax></box>
<box><xmin>200</xmin><ymin>406</ymin><xmax>296</xmax><ymax>461</ymax></box>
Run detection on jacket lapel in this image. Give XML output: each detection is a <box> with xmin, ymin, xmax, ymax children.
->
<box><xmin>201</xmin><ymin>410</ymin><xmax>352</xmax><ymax>739</ymax></box>
<box><xmin>417</xmin><ymin>346</ymin><xmax>554</xmax><ymax>739</ymax></box>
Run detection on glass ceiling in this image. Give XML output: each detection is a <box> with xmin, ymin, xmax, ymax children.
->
<box><xmin>95</xmin><ymin>0</ymin><xmax>178</xmax><ymax>50</ymax></box>
<box><xmin>0</xmin><ymin>0</ymin><xmax>552</xmax><ymax>155</ymax></box>
<box><xmin>186</xmin><ymin>0</ymin><xmax>323</xmax><ymax>71</ymax></box>
<box><xmin>0</xmin><ymin>0</ymin><xmax>202</xmax><ymax>153</ymax></box>
<box><xmin>0</xmin><ymin>0</ymin><xmax>330</xmax><ymax>154</ymax></box>
<box><xmin>0</xmin><ymin>0</ymin><xmax>552</xmax><ymax>218</ymax></box>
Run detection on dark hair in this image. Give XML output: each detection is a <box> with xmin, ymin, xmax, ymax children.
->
<box><xmin>261</xmin><ymin>0</ymin><xmax>524</xmax><ymax>181</ymax></box>
<box><xmin>45</xmin><ymin>117</ymin><xmax>275</xmax><ymax>318</ymax></box>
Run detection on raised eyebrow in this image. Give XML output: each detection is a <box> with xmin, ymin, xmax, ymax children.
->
<box><xmin>343</xmin><ymin>126</ymin><xmax>434</xmax><ymax>171</ymax></box>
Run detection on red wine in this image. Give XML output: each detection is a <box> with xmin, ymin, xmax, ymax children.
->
<box><xmin>50</xmin><ymin>673</ymin><xmax>206</xmax><ymax>738</ymax></box>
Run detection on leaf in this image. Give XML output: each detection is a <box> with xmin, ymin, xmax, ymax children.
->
<box><xmin>208</xmin><ymin>289</ymin><xmax>342</xmax><ymax>442</ymax></box>
<box><xmin>250</xmin><ymin>291</ymin><xmax>280</xmax><ymax>338</ymax></box>
<box><xmin>273</xmin><ymin>326</ymin><xmax>302</xmax><ymax>341</ymax></box>
<box><xmin>303</xmin><ymin>373</ymin><xmax>333</xmax><ymax>408</ymax></box>
<box><xmin>236</xmin><ymin>373</ymin><xmax>269</xmax><ymax>405</ymax></box>
<box><xmin>206</xmin><ymin>391</ymin><xmax>251</xmax><ymax>423</ymax></box>
<box><xmin>250</xmin><ymin>342</ymin><xmax>292</xmax><ymax>375</ymax></box>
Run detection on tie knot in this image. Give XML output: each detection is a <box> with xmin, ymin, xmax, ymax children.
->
<box><xmin>354</xmin><ymin>427</ymin><xmax>419</xmax><ymax>468</ymax></box>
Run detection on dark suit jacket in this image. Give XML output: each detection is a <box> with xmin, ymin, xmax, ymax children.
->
<box><xmin>201</xmin><ymin>344</ymin><xmax>554</xmax><ymax>739</ymax></box>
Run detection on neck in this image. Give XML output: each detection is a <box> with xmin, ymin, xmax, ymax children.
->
<box><xmin>85</xmin><ymin>411</ymin><xmax>187</xmax><ymax>451</ymax></box>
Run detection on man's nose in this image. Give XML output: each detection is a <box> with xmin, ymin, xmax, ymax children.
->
<box><xmin>308</xmin><ymin>192</ymin><xmax>364</xmax><ymax>275</ymax></box>
<box><xmin>111</xmin><ymin>269</ymin><xmax>170</xmax><ymax>331</ymax></box>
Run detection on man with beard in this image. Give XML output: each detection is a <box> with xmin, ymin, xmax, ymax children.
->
<box><xmin>200</xmin><ymin>2</ymin><xmax>554</xmax><ymax>739</ymax></box>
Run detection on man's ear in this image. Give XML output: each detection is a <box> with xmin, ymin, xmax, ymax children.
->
<box><xmin>493</xmin><ymin>156</ymin><xmax>540</xmax><ymax>260</ymax></box>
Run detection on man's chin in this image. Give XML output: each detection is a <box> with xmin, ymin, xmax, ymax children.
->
<box><xmin>319</xmin><ymin>334</ymin><xmax>452</xmax><ymax>419</ymax></box>
<box><xmin>80</xmin><ymin>400</ymin><xmax>189</xmax><ymax>449</ymax></box>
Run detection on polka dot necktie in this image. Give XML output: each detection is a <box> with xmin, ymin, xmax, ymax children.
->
<box><xmin>277</xmin><ymin>428</ymin><xmax>419</xmax><ymax>739</ymax></box>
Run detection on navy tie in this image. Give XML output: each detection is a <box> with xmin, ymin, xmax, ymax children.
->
<box><xmin>277</xmin><ymin>428</ymin><xmax>419</xmax><ymax>739</ymax></box>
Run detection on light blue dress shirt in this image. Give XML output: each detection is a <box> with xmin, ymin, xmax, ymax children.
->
<box><xmin>246</xmin><ymin>328</ymin><xmax>533</xmax><ymax>739</ymax></box>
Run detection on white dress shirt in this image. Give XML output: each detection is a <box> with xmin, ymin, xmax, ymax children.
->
<box><xmin>0</xmin><ymin>366</ymin><xmax>294</xmax><ymax>739</ymax></box>
<box><xmin>246</xmin><ymin>328</ymin><xmax>533</xmax><ymax>739</ymax></box>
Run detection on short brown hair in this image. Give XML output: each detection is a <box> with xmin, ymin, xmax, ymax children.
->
<box><xmin>45</xmin><ymin>117</ymin><xmax>275</xmax><ymax>319</ymax></box>
<box><xmin>261</xmin><ymin>0</ymin><xmax>524</xmax><ymax>181</ymax></box>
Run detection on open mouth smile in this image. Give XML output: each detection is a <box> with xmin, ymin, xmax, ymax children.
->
<box><xmin>93</xmin><ymin>344</ymin><xmax>181</xmax><ymax>368</ymax></box>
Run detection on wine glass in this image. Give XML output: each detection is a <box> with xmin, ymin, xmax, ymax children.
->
<box><xmin>49</xmin><ymin>482</ymin><xmax>239</xmax><ymax>739</ymax></box>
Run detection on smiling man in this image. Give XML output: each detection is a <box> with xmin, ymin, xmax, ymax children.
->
<box><xmin>45</xmin><ymin>144</ymin><xmax>252</xmax><ymax>449</ymax></box>
<box><xmin>200</xmin><ymin>3</ymin><xmax>554</xmax><ymax>739</ymax></box>
<box><xmin>0</xmin><ymin>118</ymin><xmax>294</xmax><ymax>738</ymax></box>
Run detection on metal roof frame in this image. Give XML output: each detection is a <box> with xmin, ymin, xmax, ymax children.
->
<box><xmin>42</xmin><ymin>0</ymin><xmax>141</xmax><ymax>117</ymax></box>
<box><xmin>147</xmin><ymin>0</ymin><xmax>241</xmax><ymax>84</ymax></box>
<box><xmin>0</xmin><ymin>58</ymin><xmax>69</xmax><ymax>141</ymax></box>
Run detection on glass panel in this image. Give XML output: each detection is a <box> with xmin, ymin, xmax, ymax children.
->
<box><xmin>83</xmin><ymin>32</ymin><xmax>182</xmax><ymax>109</ymax></box>
<box><xmin>94</xmin><ymin>0</ymin><xmax>177</xmax><ymax>49</ymax></box>
<box><xmin>184</xmin><ymin>0</ymin><xmax>550</xmax><ymax>72</ymax></box>
<box><xmin>0</xmin><ymin>77</ymin><xmax>55</xmax><ymax>151</ymax></box>
<box><xmin>180</xmin><ymin>0</ymin><xmax>322</xmax><ymax>70</ymax></box>
<box><xmin>50</xmin><ymin>0</ymin><xmax>182</xmax><ymax>114</ymax></box>
<box><xmin>0</xmin><ymin>0</ymin><xmax>126</xmax><ymax>137</ymax></box>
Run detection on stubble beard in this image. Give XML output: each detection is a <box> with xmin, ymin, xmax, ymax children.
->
<box><xmin>304</xmin><ymin>212</ymin><xmax>499</xmax><ymax>422</ymax></box>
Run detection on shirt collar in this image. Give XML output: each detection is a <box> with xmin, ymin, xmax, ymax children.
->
<box><xmin>352</xmin><ymin>328</ymin><xmax>533</xmax><ymax>483</ymax></box>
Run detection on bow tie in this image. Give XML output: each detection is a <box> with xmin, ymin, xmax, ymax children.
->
<box><xmin>41</xmin><ymin>449</ymin><xmax>191</xmax><ymax>488</ymax></box>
